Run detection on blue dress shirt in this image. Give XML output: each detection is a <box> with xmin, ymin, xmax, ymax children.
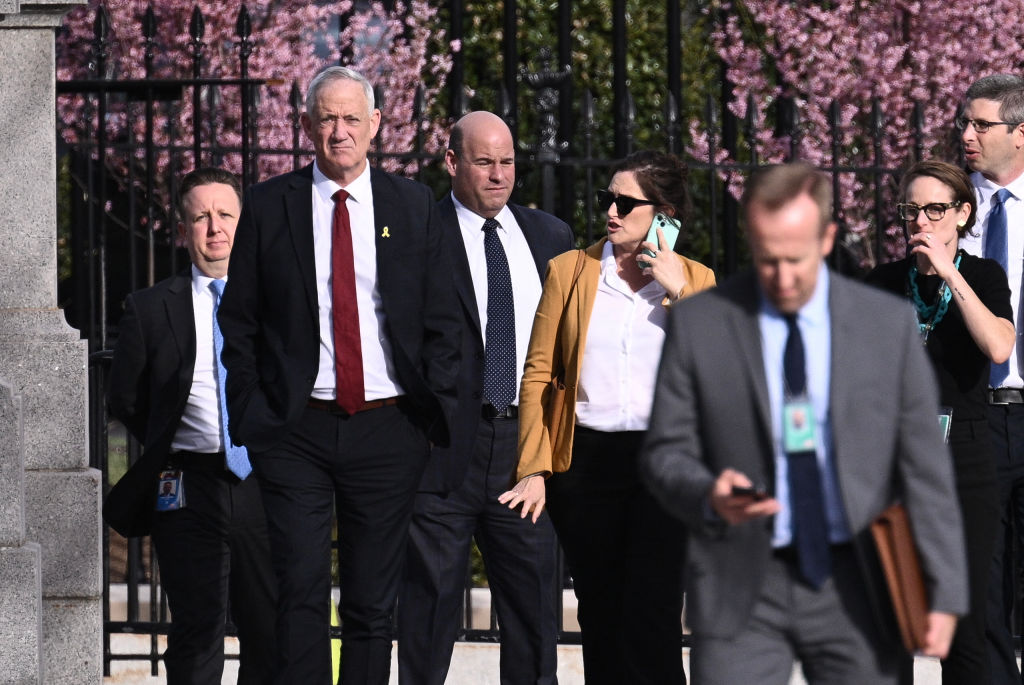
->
<box><xmin>758</xmin><ymin>264</ymin><xmax>851</xmax><ymax>547</ymax></box>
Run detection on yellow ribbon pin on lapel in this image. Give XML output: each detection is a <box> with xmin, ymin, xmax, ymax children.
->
<box><xmin>382</xmin><ymin>226</ymin><xmax>391</xmax><ymax>238</ymax></box>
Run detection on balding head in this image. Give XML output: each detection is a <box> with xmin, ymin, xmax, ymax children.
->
<box><xmin>445</xmin><ymin>111</ymin><xmax>516</xmax><ymax>219</ymax></box>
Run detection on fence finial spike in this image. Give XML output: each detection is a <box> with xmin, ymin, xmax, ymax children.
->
<box><xmin>235</xmin><ymin>4</ymin><xmax>252</xmax><ymax>40</ymax></box>
<box><xmin>142</xmin><ymin>5</ymin><xmax>156</xmax><ymax>39</ymax></box>
<box><xmin>190</xmin><ymin>5</ymin><xmax>206</xmax><ymax>41</ymax></box>
<box><xmin>94</xmin><ymin>4</ymin><xmax>111</xmax><ymax>41</ymax></box>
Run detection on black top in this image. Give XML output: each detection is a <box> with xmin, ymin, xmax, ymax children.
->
<box><xmin>865</xmin><ymin>252</ymin><xmax>1012</xmax><ymax>421</ymax></box>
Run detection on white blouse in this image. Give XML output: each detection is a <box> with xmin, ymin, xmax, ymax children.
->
<box><xmin>574</xmin><ymin>241</ymin><xmax>669</xmax><ymax>432</ymax></box>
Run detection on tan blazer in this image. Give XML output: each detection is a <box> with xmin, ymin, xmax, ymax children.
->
<box><xmin>516</xmin><ymin>238</ymin><xmax>717</xmax><ymax>480</ymax></box>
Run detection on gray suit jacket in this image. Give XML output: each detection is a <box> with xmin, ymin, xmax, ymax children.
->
<box><xmin>640</xmin><ymin>269</ymin><xmax>967</xmax><ymax>639</ymax></box>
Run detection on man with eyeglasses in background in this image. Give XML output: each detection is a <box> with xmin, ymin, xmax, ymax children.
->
<box><xmin>958</xmin><ymin>73</ymin><xmax>1024</xmax><ymax>685</ymax></box>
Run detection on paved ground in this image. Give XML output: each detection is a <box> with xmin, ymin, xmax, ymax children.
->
<box><xmin>103</xmin><ymin>634</ymin><xmax>946</xmax><ymax>684</ymax></box>
<box><xmin>104</xmin><ymin>584</ymin><xmax>949</xmax><ymax>684</ymax></box>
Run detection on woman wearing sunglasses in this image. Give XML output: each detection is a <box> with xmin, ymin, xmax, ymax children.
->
<box><xmin>866</xmin><ymin>159</ymin><xmax>1013</xmax><ymax>684</ymax></box>
<box><xmin>500</xmin><ymin>150</ymin><xmax>715</xmax><ymax>684</ymax></box>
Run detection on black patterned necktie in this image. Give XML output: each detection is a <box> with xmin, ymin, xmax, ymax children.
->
<box><xmin>783</xmin><ymin>314</ymin><xmax>830</xmax><ymax>588</ymax></box>
<box><xmin>482</xmin><ymin>218</ymin><xmax>516</xmax><ymax>412</ymax></box>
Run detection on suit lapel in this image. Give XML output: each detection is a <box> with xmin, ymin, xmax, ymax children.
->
<box><xmin>165</xmin><ymin>270</ymin><xmax>196</xmax><ymax>373</ymax></box>
<box><xmin>726</xmin><ymin>274</ymin><xmax>773</xmax><ymax>449</ymax></box>
<box><xmin>283</xmin><ymin>165</ymin><xmax>318</xmax><ymax>326</ymax></box>
<box><xmin>438</xmin><ymin>195</ymin><xmax>482</xmax><ymax>338</ymax></box>
<box><xmin>371</xmin><ymin>168</ymin><xmax>401</xmax><ymax>297</ymax></box>
<box><xmin>828</xmin><ymin>275</ymin><xmax>854</xmax><ymax>463</ymax></box>
<box><xmin>509</xmin><ymin>204</ymin><xmax>549</xmax><ymax>279</ymax></box>
<box><xmin>162</xmin><ymin>270</ymin><xmax>197</xmax><ymax>440</ymax></box>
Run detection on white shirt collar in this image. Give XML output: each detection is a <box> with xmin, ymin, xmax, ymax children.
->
<box><xmin>312</xmin><ymin>160</ymin><xmax>373</xmax><ymax>207</ymax></box>
<box><xmin>971</xmin><ymin>169</ymin><xmax>1024</xmax><ymax>201</ymax></box>
<box><xmin>451</xmin><ymin>192</ymin><xmax>516</xmax><ymax>233</ymax></box>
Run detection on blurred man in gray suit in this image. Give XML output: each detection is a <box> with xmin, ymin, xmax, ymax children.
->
<box><xmin>641</xmin><ymin>162</ymin><xmax>967</xmax><ymax>684</ymax></box>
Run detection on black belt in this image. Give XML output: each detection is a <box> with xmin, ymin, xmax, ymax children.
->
<box><xmin>772</xmin><ymin>542</ymin><xmax>852</xmax><ymax>563</ymax></box>
<box><xmin>482</xmin><ymin>403</ymin><xmax>518</xmax><ymax>420</ymax></box>
<box><xmin>307</xmin><ymin>396</ymin><xmax>402</xmax><ymax>414</ymax></box>
<box><xmin>170</xmin><ymin>450</ymin><xmax>226</xmax><ymax>472</ymax></box>
<box><xmin>988</xmin><ymin>388</ymin><xmax>1024</xmax><ymax>405</ymax></box>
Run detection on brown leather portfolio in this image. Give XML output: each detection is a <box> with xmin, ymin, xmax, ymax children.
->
<box><xmin>870</xmin><ymin>502</ymin><xmax>929</xmax><ymax>652</ymax></box>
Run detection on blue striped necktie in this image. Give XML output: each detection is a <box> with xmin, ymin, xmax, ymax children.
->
<box><xmin>986</xmin><ymin>188</ymin><xmax>1013</xmax><ymax>387</ymax></box>
<box><xmin>209</xmin><ymin>279</ymin><xmax>251</xmax><ymax>479</ymax></box>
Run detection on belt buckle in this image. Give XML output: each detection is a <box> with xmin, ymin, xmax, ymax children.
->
<box><xmin>990</xmin><ymin>388</ymin><xmax>1023</xmax><ymax>405</ymax></box>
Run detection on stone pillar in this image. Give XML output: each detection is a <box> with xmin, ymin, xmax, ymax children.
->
<box><xmin>0</xmin><ymin>2</ymin><xmax>97</xmax><ymax>683</ymax></box>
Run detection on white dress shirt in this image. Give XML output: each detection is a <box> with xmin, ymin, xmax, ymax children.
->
<box><xmin>575</xmin><ymin>240</ymin><xmax>668</xmax><ymax>432</ymax></box>
<box><xmin>961</xmin><ymin>171</ymin><xmax>1024</xmax><ymax>389</ymax></box>
<box><xmin>453</xmin><ymin>195</ymin><xmax>542</xmax><ymax>405</ymax></box>
<box><xmin>171</xmin><ymin>265</ymin><xmax>224</xmax><ymax>454</ymax></box>
<box><xmin>310</xmin><ymin>161</ymin><xmax>403</xmax><ymax>401</ymax></box>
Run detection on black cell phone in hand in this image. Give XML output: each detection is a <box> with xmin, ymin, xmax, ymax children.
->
<box><xmin>730</xmin><ymin>484</ymin><xmax>768</xmax><ymax>500</ymax></box>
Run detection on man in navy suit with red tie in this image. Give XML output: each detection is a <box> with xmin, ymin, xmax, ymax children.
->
<box><xmin>217</xmin><ymin>66</ymin><xmax>460</xmax><ymax>684</ymax></box>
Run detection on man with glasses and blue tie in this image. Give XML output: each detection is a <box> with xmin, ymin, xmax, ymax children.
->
<box><xmin>958</xmin><ymin>73</ymin><xmax>1024</xmax><ymax>685</ymax></box>
<box><xmin>105</xmin><ymin>167</ymin><xmax>278</xmax><ymax>684</ymax></box>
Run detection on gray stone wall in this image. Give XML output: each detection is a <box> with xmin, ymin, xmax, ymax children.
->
<box><xmin>0</xmin><ymin>2</ymin><xmax>98</xmax><ymax>683</ymax></box>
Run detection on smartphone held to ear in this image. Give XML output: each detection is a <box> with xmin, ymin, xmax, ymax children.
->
<box><xmin>638</xmin><ymin>213</ymin><xmax>682</xmax><ymax>268</ymax></box>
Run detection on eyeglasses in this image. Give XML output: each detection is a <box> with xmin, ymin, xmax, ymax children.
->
<box><xmin>897</xmin><ymin>201</ymin><xmax>963</xmax><ymax>222</ymax></box>
<box><xmin>955</xmin><ymin>116</ymin><xmax>1021</xmax><ymax>133</ymax></box>
<box><xmin>596</xmin><ymin>189</ymin><xmax>656</xmax><ymax>216</ymax></box>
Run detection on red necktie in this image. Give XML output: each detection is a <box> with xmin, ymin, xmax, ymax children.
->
<box><xmin>331</xmin><ymin>189</ymin><xmax>364</xmax><ymax>414</ymax></box>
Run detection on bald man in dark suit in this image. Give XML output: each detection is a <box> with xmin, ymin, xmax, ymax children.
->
<box><xmin>398</xmin><ymin>111</ymin><xmax>573</xmax><ymax>685</ymax></box>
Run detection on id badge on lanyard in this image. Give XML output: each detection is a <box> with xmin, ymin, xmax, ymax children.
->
<box><xmin>155</xmin><ymin>469</ymin><xmax>186</xmax><ymax>512</ymax></box>
<box><xmin>783</xmin><ymin>396</ymin><xmax>817</xmax><ymax>453</ymax></box>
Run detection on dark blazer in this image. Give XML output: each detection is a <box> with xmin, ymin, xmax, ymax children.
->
<box><xmin>218</xmin><ymin>164</ymin><xmax>461</xmax><ymax>453</ymax></box>
<box><xmin>417</xmin><ymin>195</ymin><xmax>574</xmax><ymax>493</ymax></box>
<box><xmin>640</xmin><ymin>270</ymin><xmax>968</xmax><ymax>640</ymax></box>
<box><xmin>104</xmin><ymin>269</ymin><xmax>196</xmax><ymax>537</ymax></box>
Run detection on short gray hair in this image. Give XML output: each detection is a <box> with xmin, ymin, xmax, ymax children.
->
<box><xmin>305</xmin><ymin>66</ymin><xmax>375</xmax><ymax>118</ymax></box>
<box><xmin>965</xmin><ymin>73</ymin><xmax>1024</xmax><ymax>123</ymax></box>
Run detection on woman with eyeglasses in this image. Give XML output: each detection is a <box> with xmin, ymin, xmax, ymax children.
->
<box><xmin>865</xmin><ymin>159</ymin><xmax>1013</xmax><ymax>684</ymax></box>
<box><xmin>498</xmin><ymin>150</ymin><xmax>715</xmax><ymax>684</ymax></box>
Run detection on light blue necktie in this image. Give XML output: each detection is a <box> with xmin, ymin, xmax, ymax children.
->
<box><xmin>985</xmin><ymin>188</ymin><xmax>1013</xmax><ymax>388</ymax></box>
<box><xmin>209</xmin><ymin>279</ymin><xmax>251</xmax><ymax>479</ymax></box>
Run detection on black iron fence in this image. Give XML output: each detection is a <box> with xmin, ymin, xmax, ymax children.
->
<box><xmin>57</xmin><ymin>2</ymin><xmax>977</xmax><ymax>677</ymax></box>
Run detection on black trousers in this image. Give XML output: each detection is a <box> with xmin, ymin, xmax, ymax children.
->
<box><xmin>941</xmin><ymin>419</ymin><xmax>999</xmax><ymax>684</ymax></box>
<box><xmin>254</xmin><ymin>402</ymin><xmax>429</xmax><ymax>685</ymax></box>
<box><xmin>399</xmin><ymin>415</ymin><xmax>560</xmax><ymax>685</ymax></box>
<box><xmin>545</xmin><ymin>426</ymin><xmax>687</xmax><ymax>685</ymax></box>
<box><xmin>152</xmin><ymin>454</ymin><xmax>278</xmax><ymax>685</ymax></box>
<box><xmin>985</xmin><ymin>404</ymin><xmax>1024</xmax><ymax>685</ymax></box>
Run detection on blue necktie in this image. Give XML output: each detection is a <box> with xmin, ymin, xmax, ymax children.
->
<box><xmin>209</xmin><ymin>280</ymin><xmax>252</xmax><ymax>479</ymax></box>
<box><xmin>783</xmin><ymin>314</ymin><xmax>830</xmax><ymax>589</ymax></box>
<box><xmin>482</xmin><ymin>218</ymin><xmax>516</xmax><ymax>413</ymax></box>
<box><xmin>986</xmin><ymin>188</ymin><xmax>1013</xmax><ymax>387</ymax></box>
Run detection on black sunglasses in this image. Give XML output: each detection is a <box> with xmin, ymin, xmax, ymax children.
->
<box><xmin>596</xmin><ymin>189</ymin><xmax>656</xmax><ymax>216</ymax></box>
